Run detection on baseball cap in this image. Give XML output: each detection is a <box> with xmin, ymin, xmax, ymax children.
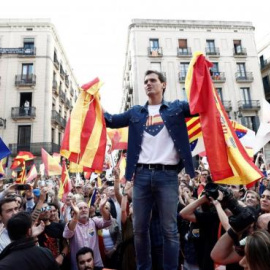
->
<box><xmin>33</xmin><ymin>189</ymin><xmax>40</xmax><ymax>197</ymax></box>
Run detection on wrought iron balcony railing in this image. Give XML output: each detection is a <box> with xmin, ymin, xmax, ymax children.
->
<box><xmin>178</xmin><ymin>72</ymin><xmax>187</xmax><ymax>82</ymax></box>
<box><xmin>59</xmin><ymin>89</ymin><xmax>66</xmax><ymax>103</ymax></box>
<box><xmin>211</xmin><ymin>72</ymin><xmax>226</xmax><ymax>83</ymax></box>
<box><xmin>148</xmin><ymin>47</ymin><xmax>163</xmax><ymax>57</ymax></box>
<box><xmin>51</xmin><ymin>110</ymin><xmax>67</xmax><ymax>128</ymax></box>
<box><xmin>0</xmin><ymin>47</ymin><xmax>36</xmax><ymax>56</ymax></box>
<box><xmin>238</xmin><ymin>100</ymin><xmax>260</xmax><ymax>110</ymax></box>
<box><xmin>15</xmin><ymin>74</ymin><xmax>36</xmax><ymax>87</ymax></box>
<box><xmin>235</xmin><ymin>72</ymin><xmax>254</xmax><ymax>82</ymax></box>
<box><xmin>221</xmin><ymin>100</ymin><xmax>232</xmax><ymax>111</ymax></box>
<box><xmin>11</xmin><ymin>107</ymin><xmax>36</xmax><ymax>119</ymax></box>
<box><xmin>177</xmin><ymin>47</ymin><xmax>192</xmax><ymax>57</ymax></box>
<box><xmin>233</xmin><ymin>47</ymin><xmax>247</xmax><ymax>57</ymax></box>
<box><xmin>9</xmin><ymin>142</ymin><xmax>60</xmax><ymax>156</ymax></box>
<box><xmin>52</xmin><ymin>80</ymin><xmax>59</xmax><ymax>95</ymax></box>
<box><xmin>205</xmin><ymin>47</ymin><xmax>220</xmax><ymax>56</ymax></box>
<box><xmin>54</xmin><ymin>58</ymin><xmax>60</xmax><ymax>70</ymax></box>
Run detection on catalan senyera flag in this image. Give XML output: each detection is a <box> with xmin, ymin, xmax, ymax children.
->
<box><xmin>58</xmin><ymin>160</ymin><xmax>71</xmax><ymax>200</ymax></box>
<box><xmin>107</xmin><ymin>127</ymin><xmax>128</xmax><ymax>151</ymax></box>
<box><xmin>41</xmin><ymin>148</ymin><xmax>62</xmax><ymax>176</ymax></box>
<box><xmin>26</xmin><ymin>164</ymin><xmax>38</xmax><ymax>183</ymax></box>
<box><xmin>185</xmin><ymin>52</ymin><xmax>263</xmax><ymax>185</ymax></box>
<box><xmin>61</xmin><ymin>78</ymin><xmax>107</xmax><ymax>172</ymax></box>
<box><xmin>10</xmin><ymin>151</ymin><xmax>35</xmax><ymax>170</ymax></box>
<box><xmin>16</xmin><ymin>161</ymin><xmax>26</xmax><ymax>184</ymax></box>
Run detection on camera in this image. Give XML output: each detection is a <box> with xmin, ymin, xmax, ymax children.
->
<box><xmin>204</xmin><ymin>182</ymin><xmax>258</xmax><ymax>232</ymax></box>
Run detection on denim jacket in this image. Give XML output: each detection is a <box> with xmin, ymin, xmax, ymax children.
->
<box><xmin>104</xmin><ymin>99</ymin><xmax>195</xmax><ymax>180</ymax></box>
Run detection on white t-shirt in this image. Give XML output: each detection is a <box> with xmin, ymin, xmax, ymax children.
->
<box><xmin>138</xmin><ymin>104</ymin><xmax>179</xmax><ymax>164</ymax></box>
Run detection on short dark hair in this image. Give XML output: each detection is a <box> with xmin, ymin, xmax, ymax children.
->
<box><xmin>144</xmin><ymin>70</ymin><xmax>166</xmax><ymax>94</ymax></box>
<box><xmin>0</xmin><ymin>197</ymin><xmax>17</xmax><ymax>215</ymax></box>
<box><xmin>7</xmin><ymin>212</ymin><xmax>32</xmax><ymax>241</ymax></box>
<box><xmin>76</xmin><ymin>247</ymin><xmax>94</xmax><ymax>263</ymax></box>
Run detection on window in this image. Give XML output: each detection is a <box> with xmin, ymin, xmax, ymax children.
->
<box><xmin>17</xmin><ymin>125</ymin><xmax>31</xmax><ymax>151</ymax></box>
<box><xmin>206</xmin><ymin>40</ymin><xmax>215</xmax><ymax>53</ymax></box>
<box><xmin>52</xmin><ymin>128</ymin><xmax>55</xmax><ymax>143</ymax></box>
<box><xmin>58</xmin><ymin>132</ymin><xmax>61</xmax><ymax>146</ymax></box>
<box><xmin>263</xmin><ymin>76</ymin><xmax>270</xmax><ymax>94</ymax></box>
<box><xmin>178</xmin><ymin>39</ymin><xmax>189</xmax><ymax>54</ymax></box>
<box><xmin>241</xmin><ymin>87</ymin><xmax>251</xmax><ymax>106</ymax></box>
<box><xmin>23</xmin><ymin>38</ymin><xmax>34</xmax><ymax>54</ymax></box>
<box><xmin>182</xmin><ymin>88</ymin><xmax>187</xmax><ymax>101</ymax></box>
<box><xmin>237</xmin><ymin>63</ymin><xmax>246</xmax><ymax>77</ymax></box>
<box><xmin>233</xmin><ymin>40</ymin><xmax>242</xmax><ymax>54</ymax></box>
<box><xmin>216</xmin><ymin>88</ymin><xmax>223</xmax><ymax>102</ymax></box>
<box><xmin>180</xmin><ymin>62</ymin><xmax>189</xmax><ymax>79</ymax></box>
<box><xmin>241</xmin><ymin>116</ymin><xmax>259</xmax><ymax>132</ymax></box>
<box><xmin>260</xmin><ymin>55</ymin><xmax>265</xmax><ymax>68</ymax></box>
<box><xmin>150</xmin><ymin>39</ymin><xmax>159</xmax><ymax>50</ymax></box>
<box><xmin>22</xmin><ymin>63</ymin><xmax>34</xmax><ymax>82</ymax></box>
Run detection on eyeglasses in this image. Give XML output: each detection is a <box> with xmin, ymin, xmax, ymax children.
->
<box><xmin>201</xmin><ymin>174</ymin><xmax>208</xmax><ymax>177</ymax></box>
<box><xmin>41</xmin><ymin>206</ymin><xmax>51</xmax><ymax>212</ymax></box>
<box><xmin>261</xmin><ymin>195</ymin><xmax>270</xmax><ymax>200</ymax></box>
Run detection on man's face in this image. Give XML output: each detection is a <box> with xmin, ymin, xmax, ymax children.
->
<box><xmin>0</xmin><ymin>201</ymin><xmax>19</xmax><ymax>226</ymax></box>
<box><xmin>77</xmin><ymin>252</ymin><xmax>94</xmax><ymax>270</ymax></box>
<box><xmin>261</xmin><ymin>190</ymin><xmax>270</xmax><ymax>213</ymax></box>
<box><xmin>228</xmin><ymin>185</ymin><xmax>240</xmax><ymax>199</ymax></box>
<box><xmin>144</xmin><ymin>73</ymin><xmax>165</xmax><ymax>99</ymax></box>
<box><xmin>77</xmin><ymin>202</ymin><xmax>89</xmax><ymax>222</ymax></box>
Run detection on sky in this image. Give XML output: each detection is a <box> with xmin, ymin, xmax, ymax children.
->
<box><xmin>1</xmin><ymin>0</ymin><xmax>270</xmax><ymax>113</ymax></box>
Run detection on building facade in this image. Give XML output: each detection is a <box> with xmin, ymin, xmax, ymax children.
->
<box><xmin>0</xmin><ymin>19</ymin><xmax>79</xmax><ymax>165</ymax></box>
<box><xmin>121</xmin><ymin>19</ymin><xmax>265</xmax><ymax>134</ymax></box>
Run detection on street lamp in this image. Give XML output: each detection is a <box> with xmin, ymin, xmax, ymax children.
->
<box><xmin>0</xmin><ymin>118</ymin><xmax>6</xmax><ymax>129</ymax></box>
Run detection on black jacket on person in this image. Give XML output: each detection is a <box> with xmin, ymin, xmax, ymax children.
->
<box><xmin>0</xmin><ymin>237</ymin><xmax>59</xmax><ymax>270</ymax></box>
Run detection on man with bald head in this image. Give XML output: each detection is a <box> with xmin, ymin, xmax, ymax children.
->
<box><xmin>63</xmin><ymin>195</ymin><xmax>111</xmax><ymax>270</ymax></box>
<box><xmin>257</xmin><ymin>213</ymin><xmax>270</xmax><ymax>230</ymax></box>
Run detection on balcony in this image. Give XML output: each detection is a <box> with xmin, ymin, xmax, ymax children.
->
<box><xmin>9</xmin><ymin>142</ymin><xmax>60</xmax><ymax>156</ymax></box>
<box><xmin>65</xmin><ymin>75</ymin><xmax>69</xmax><ymax>88</ymax></box>
<box><xmin>52</xmin><ymin>80</ymin><xmax>59</xmax><ymax>96</ymax></box>
<box><xmin>70</xmin><ymin>87</ymin><xmax>74</xmax><ymax>96</ymax></box>
<box><xmin>178</xmin><ymin>72</ymin><xmax>187</xmax><ymax>82</ymax></box>
<box><xmin>65</xmin><ymin>99</ymin><xmax>71</xmax><ymax>109</ymax></box>
<box><xmin>233</xmin><ymin>47</ymin><xmax>247</xmax><ymax>57</ymax></box>
<box><xmin>211</xmin><ymin>72</ymin><xmax>226</xmax><ymax>83</ymax></box>
<box><xmin>205</xmin><ymin>47</ymin><xmax>220</xmax><ymax>57</ymax></box>
<box><xmin>221</xmin><ymin>100</ymin><xmax>232</xmax><ymax>111</ymax></box>
<box><xmin>51</xmin><ymin>110</ymin><xmax>67</xmax><ymax>128</ymax></box>
<box><xmin>59</xmin><ymin>89</ymin><xmax>66</xmax><ymax>103</ymax></box>
<box><xmin>11</xmin><ymin>107</ymin><xmax>36</xmax><ymax>119</ymax></box>
<box><xmin>0</xmin><ymin>47</ymin><xmax>36</xmax><ymax>57</ymax></box>
<box><xmin>15</xmin><ymin>74</ymin><xmax>36</xmax><ymax>87</ymax></box>
<box><xmin>235</xmin><ymin>72</ymin><xmax>254</xmax><ymax>83</ymax></box>
<box><xmin>238</xmin><ymin>100</ymin><xmax>260</xmax><ymax>111</ymax></box>
<box><xmin>54</xmin><ymin>58</ymin><xmax>60</xmax><ymax>70</ymax></box>
<box><xmin>148</xmin><ymin>47</ymin><xmax>163</xmax><ymax>57</ymax></box>
<box><xmin>177</xmin><ymin>47</ymin><xmax>192</xmax><ymax>57</ymax></box>
<box><xmin>261</xmin><ymin>58</ymin><xmax>270</xmax><ymax>71</ymax></box>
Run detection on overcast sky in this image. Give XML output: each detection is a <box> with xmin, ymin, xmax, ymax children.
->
<box><xmin>1</xmin><ymin>0</ymin><xmax>269</xmax><ymax>112</ymax></box>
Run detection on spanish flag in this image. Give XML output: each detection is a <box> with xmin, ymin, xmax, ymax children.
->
<box><xmin>41</xmin><ymin>148</ymin><xmax>62</xmax><ymax>176</ymax></box>
<box><xmin>61</xmin><ymin>78</ymin><xmax>107</xmax><ymax>172</ymax></box>
<box><xmin>185</xmin><ymin>52</ymin><xmax>263</xmax><ymax>185</ymax></box>
<box><xmin>26</xmin><ymin>164</ymin><xmax>38</xmax><ymax>183</ymax></box>
<box><xmin>10</xmin><ymin>151</ymin><xmax>35</xmax><ymax>170</ymax></box>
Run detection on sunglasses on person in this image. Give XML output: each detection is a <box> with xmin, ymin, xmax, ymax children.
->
<box><xmin>41</xmin><ymin>206</ymin><xmax>51</xmax><ymax>212</ymax></box>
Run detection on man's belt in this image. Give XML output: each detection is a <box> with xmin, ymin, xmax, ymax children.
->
<box><xmin>136</xmin><ymin>163</ymin><xmax>178</xmax><ymax>171</ymax></box>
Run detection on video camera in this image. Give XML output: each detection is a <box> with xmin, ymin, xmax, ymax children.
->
<box><xmin>204</xmin><ymin>182</ymin><xmax>258</xmax><ymax>232</ymax></box>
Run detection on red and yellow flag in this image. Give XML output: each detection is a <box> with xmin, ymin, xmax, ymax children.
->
<box><xmin>107</xmin><ymin>127</ymin><xmax>128</xmax><ymax>151</ymax></box>
<box><xmin>61</xmin><ymin>78</ymin><xmax>107</xmax><ymax>172</ymax></box>
<box><xmin>16</xmin><ymin>161</ymin><xmax>26</xmax><ymax>184</ymax></box>
<box><xmin>117</xmin><ymin>153</ymin><xmax>127</xmax><ymax>184</ymax></box>
<box><xmin>185</xmin><ymin>52</ymin><xmax>263</xmax><ymax>185</ymax></box>
<box><xmin>10</xmin><ymin>151</ymin><xmax>35</xmax><ymax>170</ymax></box>
<box><xmin>59</xmin><ymin>160</ymin><xmax>71</xmax><ymax>200</ymax></box>
<box><xmin>41</xmin><ymin>148</ymin><xmax>62</xmax><ymax>176</ymax></box>
<box><xmin>26</xmin><ymin>164</ymin><xmax>38</xmax><ymax>183</ymax></box>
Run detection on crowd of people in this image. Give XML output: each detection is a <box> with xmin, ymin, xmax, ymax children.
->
<box><xmin>0</xmin><ymin>70</ymin><xmax>270</xmax><ymax>270</ymax></box>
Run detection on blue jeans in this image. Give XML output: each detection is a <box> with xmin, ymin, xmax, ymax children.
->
<box><xmin>133</xmin><ymin>167</ymin><xmax>179</xmax><ymax>270</ymax></box>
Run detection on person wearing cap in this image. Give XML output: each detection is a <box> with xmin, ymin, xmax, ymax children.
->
<box><xmin>104</xmin><ymin>70</ymin><xmax>195</xmax><ymax>270</ymax></box>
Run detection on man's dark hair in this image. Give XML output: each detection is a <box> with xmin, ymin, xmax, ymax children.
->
<box><xmin>0</xmin><ymin>197</ymin><xmax>17</xmax><ymax>215</ymax></box>
<box><xmin>76</xmin><ymin>247</ymin><xmax>94</xmax><ymax>263</ymax></box>
<box><xmin>144</xmin><ymin>70</ymin><xmax>167</xmax><ymax>94</ymax></box>
<box><xmin>7</xmin><ymin>212</ymin><xmax>32</xmax><ymax>241</ymax></box>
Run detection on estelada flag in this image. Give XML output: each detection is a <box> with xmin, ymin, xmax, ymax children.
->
<box><xmin>107</xmin><ymin>127</ymin><xmax>128</xmax><ymax>151</ymax></box>
<box><xmin>10</xmin><ymin>151</ymin><xmax>35</xmax><ymax>170</ymax></box>
<box><xmin>61</xmin><ymin>78</ymin><xmax>106</xmax><ymax>172</ymax></box>
<box><xmin>41</xmin><ymin>148</ymin><xmax>62</xmax><ymax>176</ymax></box>
<box><xmin>26</xmin><ymin>164</ymin><xmax>38</xmax><ymax>183</ymax></box>
<box><xmin>185</xmin><ymin>52</ymin><xmax>263</xmax><ymax>185</ymax></box>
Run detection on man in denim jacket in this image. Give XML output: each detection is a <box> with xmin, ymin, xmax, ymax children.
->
<box><xmin>104</xmin><ymin>70</ymin><xmax>195</xmax><ymax>270</ymax></box>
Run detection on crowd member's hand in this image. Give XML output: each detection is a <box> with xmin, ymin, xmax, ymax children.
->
<box><xmin>55</xmin><ymin>254</ymin><xmax>64</xmax><ymax>266</ymax></box>
<box><xmin>99</xmin><ymin>194</ymin><xmax>108</xmax><ymax>209</ymax></box>
<box><xmin>70</xmin><ymin>200</ymin><xmax>79</xmax><ymax>218</ymax></box>
<box><xmin>209</xmin><ymin>190</ymin><xmax>224</xmax><ymax>205</ymax></box>
<box><xmin>39</xmin><ymin>187</ymin><xmax>48</xmax><ymax>203</ymax></box>
<box><xmin>104</xmin><ymin>248</ymin><xmax>116</xmax><ymax>258</ymax></box>
<box><xmin>32</xmin><ymin>220</ymin><xmax>45</xmax><ymax>237</ymax></box>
